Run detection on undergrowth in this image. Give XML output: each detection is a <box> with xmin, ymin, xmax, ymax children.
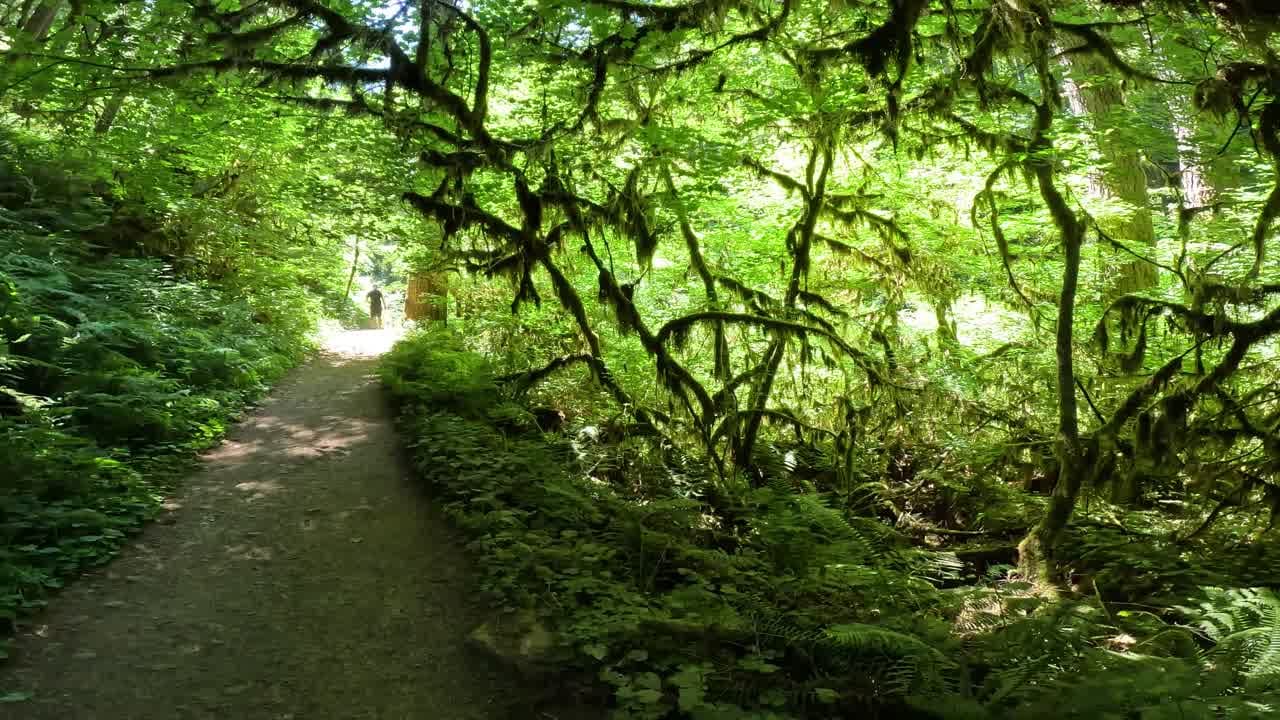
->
<box><xmin>384</xmin><ymin>328</ymin><xmax>1280</xmax><ymax>719</ymax></box>
<box><xmin>0</xmin><ymin>136</ymin><xmax>317</xmax><ymax>656</ymax></box>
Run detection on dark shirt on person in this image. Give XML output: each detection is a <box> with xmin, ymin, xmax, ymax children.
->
<box><xmin>367</xmin><ymin>289</ymin><xmax>384</xmax><ymax>316</ymax></box>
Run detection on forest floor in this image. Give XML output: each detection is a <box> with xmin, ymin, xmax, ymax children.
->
<box><xmin>0</xmin><ymin>330</ymin><xmax>522</xmax><ymax>720</ymax></box>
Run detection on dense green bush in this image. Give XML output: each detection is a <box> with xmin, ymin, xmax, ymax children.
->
<box><xmin>385</xmin><ymin>329</ymin><xmax>1280</xmax><ymax>719</ymax></box>
<box><xmin>0</xmin><ymin>419</ymin><xmax>151</xmax><ymax>639</ymax></box>
<box><xmin>0</xmin><ymin>140</ymin><xmax>319</xmax><ymax>651</ymax></box>
<box><xmin>385</xmin><ymin>330</ymin><xmax>969</xmax><ymax>718</ymax></box>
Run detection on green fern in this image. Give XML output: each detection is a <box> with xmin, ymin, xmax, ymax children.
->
<box><xmin>1184</xmin><ymin>587</ymin><xmax>1280</xmax><ymax>693</ymax></box>
<box><xmin>825</xmin><ymin>623</ymin><xmax>948</xmax><ymax>661</ymax></box>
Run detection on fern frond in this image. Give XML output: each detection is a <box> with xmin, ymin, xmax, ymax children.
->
<box><xmin>823</xmin><ymin>623</ymin><xmax>948</xmax><ymax>663</ymax></box>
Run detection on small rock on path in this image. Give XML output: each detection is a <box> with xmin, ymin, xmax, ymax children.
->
<box><xmin>0</xmin><ymin>330</ymin><xmax>520</xmax><ymax>720</ymax></box>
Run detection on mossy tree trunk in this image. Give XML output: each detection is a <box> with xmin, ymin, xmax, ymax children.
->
<box><xmin>1062</xmin><ymin>54</ymin><xmax>1157</xmax><ymax>299</ymax></box>
<box><xmin>1062</xmin><ymin>54</ymin><xmax>1157</xmax><ymax>505</ymax></box>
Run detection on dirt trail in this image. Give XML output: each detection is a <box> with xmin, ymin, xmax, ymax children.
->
<box><xmin>0</xmin><ymin>330</ymin><xmax>519</xmax><ymax>720</ymax></box>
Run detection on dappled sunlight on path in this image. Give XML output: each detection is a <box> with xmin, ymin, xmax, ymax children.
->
<box><xmin>0</xmin><ymin>330</ymin><xmax>516</xmax><ymax>720</ymax></box>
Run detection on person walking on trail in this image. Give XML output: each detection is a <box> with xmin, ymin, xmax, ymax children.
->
<box><xmin>366</xmin><ymin>286</ymin><xmax>385</xmax><ymax>329</ymax></box>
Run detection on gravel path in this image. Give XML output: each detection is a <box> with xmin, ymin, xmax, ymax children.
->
<box><xmin>0</xmin><ymin>331</ymin><xmax>519</xmax><ymax>720</ymax></box>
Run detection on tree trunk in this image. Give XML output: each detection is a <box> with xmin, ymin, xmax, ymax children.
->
<box><xmin>405</xmin><ymin>271</ymin><xmax>449</xmax><ymax>323</ymax></box>
<box><xmin>1148</xmin><ymin>30</ymin><xmax>1217</xmax><ymax>210</ymax></box>
<box><xmin>1061</xmin><ymin>55</ymin><xmax>1158</xmax><ymax>505</ymax></box>
<box><xmin>933</xmin><ymin>300</ymin><xmax>958</xmax><ymax>346</ymax></box>
<box><xmin>1017</xmin><ymin>61</ymin><xmax>1092</xmax><ymax>578</ymax></box>
<box><xmin>1020</xmin><ymin>160</ymin><xmax>1089</xmax><ymax>582</ymax></box>
<box><xmin>344</xmin><ymin>239</ymin><xmax>360</xmax><ymax>300</ymax></box>
<box><xmin>1061</xmin><ymin>54</ymin><xmax>1157</xmax><ymax>297</ymax></box>
<box><xmin>94</xmin><ymin>91</ymin><xmax>127</xmax><ymax>134</ymax></box>
<box><xmin>20</xmin><ymin>0</ymin><xmax>61</xmax><ymax>40</ymax></box>
<box><xmin>736</xmin><ymin>340</ymin><xmax>785</xmax><ymax>468</ymax></box>
<box><xmin>736</xmin><ymin>140</ymin><xmax>833</xmax><ymax>471</ymax></box>
<box><xmin>1170</xmin><ymin>100</ymin><xmax>1212</xmax><ymax>207</ymax></box>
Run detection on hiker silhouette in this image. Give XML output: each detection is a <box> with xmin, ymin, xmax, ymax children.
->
<box><xmin>366</xmin><ymin>287</ymin><xmax>384</xmax><ymax>329</ymax></box>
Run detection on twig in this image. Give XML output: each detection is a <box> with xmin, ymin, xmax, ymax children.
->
<box><xmin>1088</xmin><ymin>215</ymin><xmax>1185</xmax><ymax>284</ymax></box>
<box><xmin>1216</xmin><ymin>86</ymin><xmax>1264</xmax><ymax>158</ymax></box>
<box><xmin>0</xmin><ymin>58</ymin><xmax>70</xmax><ymax>95</ymax></box>
<box><xmin>1075</xmin><ymin>377</ymin><xmax>1106</xmax><ymax>424</ymax></box>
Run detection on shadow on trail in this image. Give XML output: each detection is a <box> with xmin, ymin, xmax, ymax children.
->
<box><xmin>0</xmin><ymin>331</ymin><xmax>523</xmax><ymax>720</ymax></box>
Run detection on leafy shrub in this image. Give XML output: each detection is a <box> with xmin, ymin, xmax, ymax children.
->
<box><xmin>386</xmin><ymin>329</ymin><xmax>1280</xmax><ymax>719</ymax></box>
<box><xmin>0</xmin><ymin>140</ymin><xmax>317</xmax><ymax>648</ymax></box>
<box><xmin>0</xmin><ymin>418</ymin><xmax>152</xmax><ymax>650</ymax></box>
<box><xmin>384</xmin><ymin>328</ymin><xmax>962</xmax><ymax>718</ymax></box>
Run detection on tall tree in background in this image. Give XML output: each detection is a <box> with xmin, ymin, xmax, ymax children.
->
<box><xmin>1060</xmin><ymin>52</ymin><xmax>1157</xmax><ymax>297</ymax></box>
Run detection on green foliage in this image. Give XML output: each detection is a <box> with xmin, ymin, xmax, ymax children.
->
<box><xmin>385</xmin><ymin>328</ymin><xmax>966</xmax><ymax>718</ymax></box>
<box><xmin>967</xmin><ymin>587</ymin><xmax>1280</xmax><ymax>720</ymax></box>
<box><xmin>381</xmin><ymin>332</ymin><xmax>503</xmax><ymax>421</ymax></box>
<box><xmin>0</xmin><ymin>128</ymin><xmax>324</xmax><ymax>644</ymax></box>
<box><xmin>1185</xmin><ymin>588</ymin><xmax>1280</xmax><ymax>696</ymax></box>
<box><xmin>5</xmin><ymin>0</ymin><xmax>1280</xmax><ymax>715</ymax></box>
<box><xmin>386</xmin><ymin>329</ymin><xmax>1280</xmax><ymax>718</ymax></box>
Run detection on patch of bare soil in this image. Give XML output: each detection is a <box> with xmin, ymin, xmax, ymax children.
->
<box><xmin>0</xmin><ymin>331</ymin><xmax>521</xmax><ymax>720</ymax></box>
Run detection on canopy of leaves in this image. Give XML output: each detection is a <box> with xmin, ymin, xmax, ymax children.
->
<box><xmin>5</xmin><ymin>0</ymin><xmax>1280</xmax><ymax>716</ymax></box>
